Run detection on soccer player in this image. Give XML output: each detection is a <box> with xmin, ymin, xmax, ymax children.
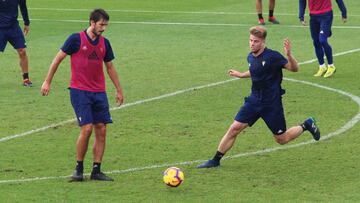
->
<box><xmin>0</xmin><ymin>0</ymin><xmax>32</xmax><ymax>86</ymax></box>
<box><xmin>41</xmin><ymin>9</ymin><xmax>124</xmax><ymax>181</ymax></box>
<box><xmin>299</xmin><ymin>0</ymin><xmax>347</xmax><ymax>78</ymax></box>
<box><xmin>256</xmin><ymin>0</ymin><xmax>280</xmax><ymax>25</ymax></box>
<box><xmin>197</xmin><ymin>26</ymin><xmax>320</xmax><ymax>168</ymax></box>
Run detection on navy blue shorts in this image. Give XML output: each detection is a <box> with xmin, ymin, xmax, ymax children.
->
<box><xmin>0</xmin><ymin>24</ymin><xmax>26</xmax><ymax>52</ymax></box>
<box><xmin>69</xmin><ymin>88</ymin><xmax>112</xmax><ymax>126</ymax></box>
<box><xmin>235</xmin><ymin>97</ymin><xmax>286</xmax><ymax>135</ymax></box>
<box><xmin>310</xmin><ymin>11</ymin><xmax>333</xmax><ymax>39</ymax></box>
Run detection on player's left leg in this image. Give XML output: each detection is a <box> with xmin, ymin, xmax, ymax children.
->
<box><xmin>93</xmin><ymin>123</ymin><xmax>106</xmax><ymax>163</ymax></box>
<box><xmin>268</xmin><ymin>0</ymin><xmax>280</xmax><ymax>24</ymax></box>
<box><xmin>9</xmin><ymin>24</ymin><xmax>32</xmax><ymax>86</ymax></box>
<box><xmin>320</xmin><ymin>12</ymin><xmax>336</xmax><ymax>78</ymax></box>
<box><xmin>90</xmin><ymin>92</ymin><xmax>114</xmax><ymax>181</ymax></box>
<box><xmin>274</xmin><ymin>126</ymin><xmax>303</xmax><ymax>145</ymax></box>
<box><xmin>256</xmin><ymin>0</ymin><xmax>265</xmax><ymax>25</ymax></box>
<box><xmin>16</xmin><ymin>48</ymin><xmax>32</xmax><ymax>86</ymax></box>
<box><xmin>310</xmin><ymin>16</ymin><xmax>327</xmax><ymax>76</ymax></box>
<box><xmin>90</xmin><ymin>123</ymin><xmax>113</xmax><ymax>181</ymax></box>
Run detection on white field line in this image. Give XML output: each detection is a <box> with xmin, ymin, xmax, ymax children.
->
<box><xmin>0</xmin><ymin>49</ymin><xmax>360</xmax><ymax>184</ymax></box>
<box><xmin>1</xmin><ymin>48</ymin><xmax>360</xmax><ymax>143</ymax></box>
<box><xmin>1</xmin><ymin>77</ymin><xmax>360</xmax><ymax>184</ymax></box>
<box><xmin>28</xmin><ymin>7</ymin><xmax>360</xmax><ymax>17</ymax></box>
<box><xmin>28</xmin><ymin>18</ymin><xmax>360</xmax><ymax>29</ymax></box>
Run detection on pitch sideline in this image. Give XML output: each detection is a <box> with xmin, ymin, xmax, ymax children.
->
<box><xmin>28</xmin><ymin>7</ymin><xmax>360</xmax><ymax>17</ymax></box>
<box><xmin>28</xmin><ymin>18</ymin><xmax>360</xmax><ymax>29</ymax></box>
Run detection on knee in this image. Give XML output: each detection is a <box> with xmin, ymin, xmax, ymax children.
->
<box><xmin>275</xmin><ymin>135</ymin><xmax>288</xmax><ymax>145</ymax></box>
<box><xmin>95</xmin><ymin>124</ymin><xmax>107</xmax><ymax>138</ymax></box>
<box><xmin>319</xmin><ymin>39</ymin><xmax>327</xmax><ymax>46</ymax></box>
<box><xmin>95</xmin><ymin>123</ymin><xmax>106</xmax><ymax>132</ymax></box>
<box><xmin>17</xmin><ymin>48</ymin><xmax>27</xmax><ymax>57</ymax></box>
<box><xmin>229</xmin><ymin>122</ymin><xmax>244</xmax><ymax>135</ymax></box>
<box><xmin>312</xmin><ymin>40</ymin><xmax>321</xmax><ymax>48</ymax></box>
<box><xmin>81</xmin><ymin>125</ymin><xmax>93</xmax><ymax>137</ymax></box>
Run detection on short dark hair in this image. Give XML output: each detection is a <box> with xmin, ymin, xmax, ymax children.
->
<box><xmin>89</xmin><ymin>8</ymin><xmax>109</xmax><ymax>25</ymax></box>
<box><xmin>249</xmin><ymin>26</ymin><xmax>267</xmax><ymax>39</ymax></box>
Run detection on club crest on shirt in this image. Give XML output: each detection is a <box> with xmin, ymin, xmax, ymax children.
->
<box><xmin>262</xmin><ymin>61</ymin><xmax>266</xmax><ymax>66</ymax></box>
<box><xmin>82</xmin><ymin>46</ymin><xmax>88</xmax><ymax>51</ymax></box>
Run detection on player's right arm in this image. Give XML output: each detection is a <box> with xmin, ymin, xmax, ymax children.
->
<box><xmin>41</xmin><ymin>50</ymin><xmax>67</xmax><ymax>96</ymax></box>
<box><xmin>299</xmin><ymin>0</ymin><xmax>307</xmax><ymax>26</ymax></box>
<box><xmin>228</xmin><ymin>70</ymin><xmax>251</xmax><ymax>78</ymax></box>
<box><xmin>41</xmin><ymin>33</ymin><xmax>79</xmax><ymax>96</ymax></box>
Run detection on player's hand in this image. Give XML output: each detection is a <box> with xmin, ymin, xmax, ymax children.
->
<box><xmin>228</xmin><ymin>69</ymin><xmax>241</xmax><ymax>78</ymax></box>
<box><xmin>115</xmin><ymin>91</ymin><xmax>124</xmax><ymax>106</ymax></box>
<box><xmin>41</xmin><ymin>81</ymin><xmax>51</xmax><ymax>96</ymax></box>
<box><xmin>23</xmin><ymin>25</ymin><xmax>30</xmax><ymax>36</ymax></box>
<box><xmin>300</xmin><ymin>20</ymin><xmax>306</xmax><ymax>26</ymax></box>
<box><xmin>283</xmin><ymin>38</ymin><xmax>292</xmax><ymax>56</ymax></box>
<box><xmin>342</xmin><ymin>17</ymin><xmax>347</xmax><ymax>23</ymax></box>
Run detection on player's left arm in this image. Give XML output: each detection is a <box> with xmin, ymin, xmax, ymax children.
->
<box><xmin>19</xmin><ymin>0</ymin><xmax>30</xmax><ymax>36</ymax></box>
<box><xmin>283</xmin><ymin>38</ymin><xmax>299</xmax><ymax>72</ymax></box>
<box><xmin>105</xmin><ymin>61</ymin><xmax>124</xmax><ymax>106</ymax></box>
<box><xmin>335</xmin><ymin>0</ymin><xmax>347</xmax><ymax>23</ymax></box>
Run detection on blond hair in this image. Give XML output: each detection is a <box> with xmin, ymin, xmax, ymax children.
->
<box><xmin>249</xmin><ymin>26</ymin><xmax>267</xmax><ymax>39</ymax></box>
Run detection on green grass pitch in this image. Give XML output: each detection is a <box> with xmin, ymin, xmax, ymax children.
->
<box><xmin>0</xmin><ymin>0</ymin><xmax>360</xmax><ymax>202</ymax></box>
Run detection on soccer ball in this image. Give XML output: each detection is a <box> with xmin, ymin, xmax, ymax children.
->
<box><xmin>163</xmin><ymin>167</ymin><xmax>184</xmax><ymax>187</ymax></box>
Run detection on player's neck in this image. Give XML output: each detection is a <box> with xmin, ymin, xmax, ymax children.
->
<box><xmin>86</xmin><ymin>28</ymin><xmax>98</xmax><ymax>41</ymax></box>
<box><xmin>252</xmin><ymin>47</ymin><xmax>265</xmax><ymax>57</ymax></box>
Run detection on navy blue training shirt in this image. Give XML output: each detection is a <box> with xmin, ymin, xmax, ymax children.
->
<box><xmin>247</xmin><ymin>48</ymin><xmax>288</xmax><ymax>104</ymax></box>
<box><xmin>0</xmin><ymin>0</ymin><xmax>29</xmax><ymax>28</ymax></box>
<box><xmin>61</xmin><ymin>31</ymin><xmax>115</xmax><ymax>62</ymax></box>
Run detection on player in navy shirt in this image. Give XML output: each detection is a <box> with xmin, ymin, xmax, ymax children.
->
<box><xmin>198</xmin><ymin>26</ymin><xmax>320</xmax><ymax>168</ymax></box>
<box><xmin>0</xmin><ymin>0</ymin><xmax>32</xmax><ymax>86</ymax></box>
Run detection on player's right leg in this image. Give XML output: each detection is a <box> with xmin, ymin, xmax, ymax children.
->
<box><xmin>0</xmin><ymin>27</ymin><xmax>8</xmax><ymax>53</ymax></box>
<box><xmin>197</xmin><ymin>121</ymin><xmax>248</xmax><ymax>168</ymax></box>
<box><xmin>198</xmin><ymin>100</ymin><xmax>257</xmax><ymax>168</ymax></box>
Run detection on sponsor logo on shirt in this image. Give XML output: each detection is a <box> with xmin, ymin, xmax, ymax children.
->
<box><xmin>88</xmin><ymin>51</ymin><xmax>99</xmax><ymax>60</ymax></box>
